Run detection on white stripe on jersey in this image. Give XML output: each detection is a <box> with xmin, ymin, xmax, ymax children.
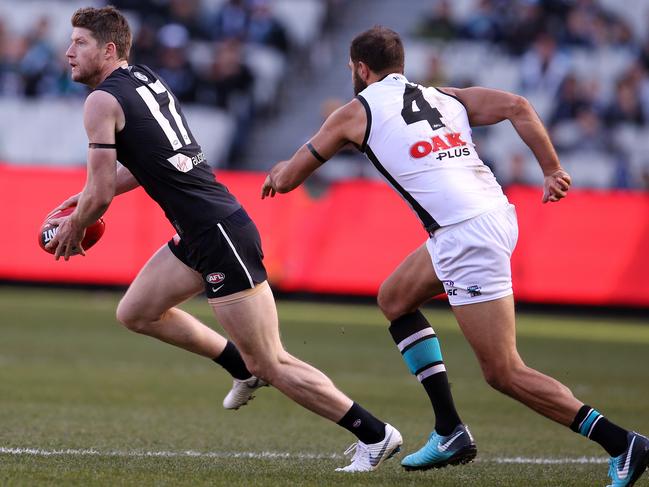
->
<box><xmin>140</xmin><ymin>80</ymin><xmax>191</xmax><ymax>146</ymax></box>
<box><xmin>167</xmin><ymin>93</ymin><xmax>191</xmax><ymax>145</ymax></box>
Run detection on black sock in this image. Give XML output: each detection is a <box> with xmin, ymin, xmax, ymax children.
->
<box><xmin>389</xmin><ymin>310</ymin><xmax>462</xmax><ymax>436</ymax></box>
<box><xmin>421</xmin><ymin>373</ymin><xmax>461</xmax><ymax>435</ymax></box>
<box><xmin>570</xmin><ymin>405</ymin><xmax>629</xmax><ymax>457</ymax></box>
<box><xmin>212</xmin><ymin>341</ymin><xmax>252</xmax><ymax>380</ymax></box>
<box><xmin>337</xmin><ymin>402</ymin><xmax>386</xmax><ymax>444</ymax></box>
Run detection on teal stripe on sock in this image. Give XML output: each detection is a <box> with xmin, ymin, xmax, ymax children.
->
<box><xmin>579</xmin><ymin>410</ymin><xmax>601</xmax><ymax>436</ymax></box>
<box><xmin>402</xmin><ymin>338</ymin><xmax>443</xmax><ymax>374</ymax></box>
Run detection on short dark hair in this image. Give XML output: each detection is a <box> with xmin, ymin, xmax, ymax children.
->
<box><xmin>350</xmin><ymin>26</ymin><xmax>404</xmax><ymax>75</ymax></box>
<box><xmin>71</xmin><ymin>5</ymin><xmax>132</xmax><ymax>60</ymax></box>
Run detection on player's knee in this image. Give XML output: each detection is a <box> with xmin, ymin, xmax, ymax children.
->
<box><xmin>377</xmin><ymin>288</ymin><xmax>410</xmax><ymax>321</ymax></box>
<box><xmin>243</xmin><ymin>351</ymin><xmax>289</xmax><ymax>384</ymax></box>
<box><xmin>116</xmin><ymin>301</ymin><xmax>156</xmax><ymax>333</ymax></box>
<box><xmin>482</xmin><ymin>362</ymin><xmax>517</xmax><ymax>394</ymax></box>
<box><xmin>245</xmin><ymin>358</ymin><xmax>274</xmax><ymax>383</ymax></box>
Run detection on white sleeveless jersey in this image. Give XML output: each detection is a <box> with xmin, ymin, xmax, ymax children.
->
<box><xmin>357</xmin><ymin>74</ymin><xmax>508</xmax><ymax>232</ymax></box>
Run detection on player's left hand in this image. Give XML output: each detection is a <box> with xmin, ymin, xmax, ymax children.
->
<box><xmin>46</xmin><ymin>193</ymin><xmax>81</xmax><ymax>219</ymax></box>
<box><xmin>45</xmin><ymin>215</ymin><xmax>86</xmax><ymax>261</ymax></box>
<box><xmin>261</xmin><ymin>174</ymin><xmax>277</xmax><ymax>199</ymax></box>
<box><xmin>542</xmin><ymin>168</ymin><xmax>571</xmax><ymax>204</ymax></box>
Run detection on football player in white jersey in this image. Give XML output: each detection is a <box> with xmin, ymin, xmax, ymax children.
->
<box><xmin>262</xmin><ymin>26</ymin><xmax>649</xmax><ymax>485</ymax></box>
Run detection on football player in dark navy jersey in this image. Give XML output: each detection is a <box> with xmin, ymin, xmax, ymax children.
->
<box><xmin>46</xmin><ymin>7</ymin><xmax>402</xmax><ymax>470</ymax></box>
<box><xmin>93</xmin><ymin>63</ymin><xmax>241</xmax><ymax>241</ymax></box>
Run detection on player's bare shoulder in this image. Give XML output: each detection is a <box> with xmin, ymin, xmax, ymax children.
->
<box><xmin>84</xmin><ymin>89</ymin><xmax>125</xmax><ymax>132</ymax></box>
<box><xmin>437</xmin><ymin>86</ymin><xmax>461</xmax><ymax>97</ymax></box>
<box><xmin>323</xmin><ymin>98</ymin><xmax>367</xmax><ymax>148</ymax></box>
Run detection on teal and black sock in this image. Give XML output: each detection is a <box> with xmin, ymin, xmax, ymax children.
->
<box><xmin>570</xmin><ymin>405</ymin><xmax>628</xmax><ymax>457</ymax></box>
<box><xmin>213</xmin><ymin>341</ymin><xmax>252</xmax><ymax>380</ymax></box>
<box><xmin>337</xmin><ymin>402</ymin><xmax>386</xmax><ymax>444</ymax></box>
<box><xmin>389</xmin><ymin>310</ymin><xmax>461</xmax><ymax>436</ymax></box>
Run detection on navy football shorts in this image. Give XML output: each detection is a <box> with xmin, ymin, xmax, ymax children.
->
<box><xmin>168</xmin><ymin>207</ymin><xmax>268</xmax><ymax>299</ymax></box>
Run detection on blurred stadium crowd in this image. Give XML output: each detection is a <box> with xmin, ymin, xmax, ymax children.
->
<box><xmin>406</xmin><ymin>0</ymin><xmax>649</xmax><ymax>189</ymax></box>
<box><xmin>1</xmin><ymin>0</ymin><xmax>649</xmax><ymax>189</ymax></box>
<box><xmin>0</xmin><ymin>0</ymin><xmax>337</xmax><ymax>165</ymax></box>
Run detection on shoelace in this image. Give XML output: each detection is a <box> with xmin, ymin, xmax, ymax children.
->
<box><xmin>606</xmin><ymin>455</ymin><xmax>620</xmax><ymax>487</ymax></box>
<box><xmin>342</xmin><ymin>442</ymin><xmax>357</xmax><ymax>457</ymax></box>
<box><xmin>342</xmin><ymin>441</ymin><xmax>368</xmax><ymax>465</ymax></box>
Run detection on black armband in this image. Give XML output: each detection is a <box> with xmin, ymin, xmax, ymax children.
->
<box><xmin>88</xmin><ymin>143</ymin><xmax>117</xmax><ymax>149</ymax></box>
<box><xmin>306</xmin><ymin>142</ymin><xmax>327</xmax><ymax>163</ymax></box>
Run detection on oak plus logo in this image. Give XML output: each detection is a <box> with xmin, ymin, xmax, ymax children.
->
<box><xmin>409</xmin><ymin>132</ymin><xmax>470</xmax><ymax>162</ymax></box>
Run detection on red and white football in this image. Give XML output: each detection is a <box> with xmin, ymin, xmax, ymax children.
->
<box><xmin>38</xmin><ymin>207</ymin><xmax>106</xmax><ymax>255</ymax></box>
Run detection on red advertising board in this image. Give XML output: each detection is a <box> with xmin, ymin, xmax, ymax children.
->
<box><xmin>1</xmin><ymin>165</ymin><xmax>648</xmax><ymax>306</ymax></box>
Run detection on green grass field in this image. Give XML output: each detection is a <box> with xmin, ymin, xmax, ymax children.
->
<box><xmin>1</xmin><ymin>286</ymin><xmax>648</xmax><ymax>486</ymax></box>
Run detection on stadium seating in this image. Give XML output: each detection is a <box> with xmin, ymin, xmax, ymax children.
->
<box><xmin>1</xmin><ymin>0</ymin><xmax>649</xmax><ymax>183</ymax></box>
<box><xmin>0</xmin><ymin>0</ymin><xmax>329</xmax><ymax>166</ymax></box>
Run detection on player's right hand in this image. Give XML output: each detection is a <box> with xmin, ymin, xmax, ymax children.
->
<box><xmin>45</xmin><ymin>214</ymin><xmax>87</xmax><ymax>261</ymax></box>
<box><xmin>46</xmin><ymin>193</ymin><xmax>81</xmax><ymax>219</ymax></box>
<box><xmin>542</xmin><ymin>169</ymin><xmax>571</xmax><ymax>203</ymax></box>
<box><xmin>261</xmin><ymin>175</ymin><xmax>277</xmax><ymax>199</ymax></box>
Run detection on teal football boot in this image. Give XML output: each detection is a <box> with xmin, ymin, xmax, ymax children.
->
<box><xmin>607</xmin><ymin>432</ymin><xmax>649</xmax><ymax>487</ymax></box>
<box><xmin>402</xmin><ymin>423</ymin><xmax>477</xmax><ymax>471</ymax></box>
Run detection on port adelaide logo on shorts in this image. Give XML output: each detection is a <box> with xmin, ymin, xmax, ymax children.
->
<box><xmin>206</xmin><ymin>272</ymin><xmax>225</xmax><ymax>284</ymax></box>
<box><xmin>467</xmin><ymin>285</ymin><xmax>482</xmax><ymax>297</ymax></box>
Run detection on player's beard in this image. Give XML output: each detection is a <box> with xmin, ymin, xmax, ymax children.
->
<box><xmin>71</xmin><ymin>55</ymin><xmax>103</xmax><ymax>87</ymax></box>
<box><xmin>353</xmin><ymin>67</ymin><xmax>367</xmax><ymax>95</ymax></box>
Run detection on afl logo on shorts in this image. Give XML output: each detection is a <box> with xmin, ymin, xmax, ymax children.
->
<box><xmin>206</xmin><ymin>272</ymin><xmax>225</xmax><ymax>284</ymax></box>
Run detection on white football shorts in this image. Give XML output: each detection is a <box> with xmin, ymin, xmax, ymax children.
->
<box><xmin>426</xmin><ymin>204</ymin><xmax>518</xmax><ymax>306</ymax></box>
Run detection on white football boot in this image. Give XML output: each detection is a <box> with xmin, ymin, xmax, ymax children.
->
<box><xmin>222</xmin><ymin>376</ymin><xmax>268</xmax><ymax>410</ymax></box>
<box><xmin>335</xmin><ymin>423</ymin><xmax>403</xmax><ymax>472</ymax></box>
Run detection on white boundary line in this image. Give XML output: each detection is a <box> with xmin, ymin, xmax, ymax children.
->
<box><xmin>0</xmin><ymin>447</ymin><xmax>608</xmax><ymax>464</ymax></box>
<box><xmin>0</xmin><ymin>447</ymin><xmax>336</xmax><ymax>460</ymax></box>
<box><xmin>492</xmin><ymin>456</ymin><xmax>608</xmax><ymax>464</ymax></box>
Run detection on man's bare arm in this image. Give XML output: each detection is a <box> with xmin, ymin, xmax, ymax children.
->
<box><xmin>261</xmin><ymin>98</ymin><xmax>367</xmax><ymax>198</ymax></box>
<box><xmin>116</xmin><ymin>163</ymin><xmax>139</xmax><ymax>195</ymax></box>
<box><xmin>46</xmin><ymin>90</ymin><xmax>120</xmax><ymax>259</ymax></box>
<box><xmin>73</xmin><ymin>90</ymin><xmax>120</xmax><ymax>227</ymax></box>
<box><xmin>443</xmin><ymin>86</ymin><xmax>571</xmax><ymax>203</ymax></box>
<box><xmin>47</xmin><ymin>163</ymin><xmax>138</xmax><ymax>219</ymax></box>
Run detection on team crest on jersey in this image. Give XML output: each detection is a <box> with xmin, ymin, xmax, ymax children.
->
<box><xmin>133</xmin><ymin>71</ymin><xmax>149</xmax><ymax>83</ymax></box>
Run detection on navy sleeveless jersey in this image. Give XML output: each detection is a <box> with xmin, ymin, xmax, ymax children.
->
<box><xmin>94</xmin><ymin>65</ymin><xmax>241</xmax><ymax>242</ymax></box>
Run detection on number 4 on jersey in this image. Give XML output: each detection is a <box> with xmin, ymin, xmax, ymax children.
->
<box><xmin>401</xmin><ymin>84</ymin><xmax>445</xmax><ymax>131</ymax></box>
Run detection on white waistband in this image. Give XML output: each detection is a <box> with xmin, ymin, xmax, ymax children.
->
<box><xmin>432</xmin><ymin>203</ymin><xmax>515</xmax><ymax>238</ymax></box>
